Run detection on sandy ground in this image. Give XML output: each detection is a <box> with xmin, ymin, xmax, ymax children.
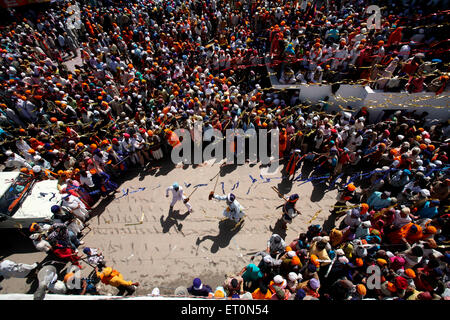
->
<box><xmin>0</xmin><ymin>158</ymin><xmax>341</xmax><ymax>296</ymax></box>
<box><xmin>0</xmin><ymin>54</ymin><xmax>342</xmax><ymax>297</ymax></box>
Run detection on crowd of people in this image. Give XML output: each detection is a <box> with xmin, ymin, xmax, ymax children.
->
<box><xmin>0</xmin><ymin>0</ymin><xmax>449</xmax><ymax>299</ymax></box>
<box><xmin>272</xmin><ymin>0</ymin><xmax>449</xmax><ymax>93</ymax></box>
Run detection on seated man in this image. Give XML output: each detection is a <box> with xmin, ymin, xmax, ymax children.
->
<box><xmin>46</xmin><ymin>223</ymin><xmax>84</xmax><ymax>252</ymax></box>
<box><xmin>239</xmin><ymin>263</ymin><xmax>264</xmax><ymax>292</ymax></box>
<box><xmin>279</xmin><ymin>67</ymin><xmax>296</xmax><ymax>84</ymax></box>
<box><xmin>223</xmin><ymin>275</ymin><xmax>244</xmax><ymax>297</ymax></box>
<box><xmin>83</xmin><ymin>247</ymin><xmax>106</xmax><ymax>270</ymax></box>
<box><xmin>417</xmin><ymin>200</ymin><xmax>440</xmax><ymax>220</ymax></box>
<box><xmin>367</xmin><ymin>190</ymin><xmax>392</xmax><ymax>211</ymax></box>
<box><xmin>187</xmin><ymin>278</ymin><xmax>213</xmax><ymax>297</ymax></box>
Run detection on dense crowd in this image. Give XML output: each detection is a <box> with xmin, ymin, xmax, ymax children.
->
<box><xmin>270</xmin><ymin>0</ymin><xmax>449</xmax><ymax>93</ymax></box>
<box><xmin>0</xmin><ymin>0</ymin><xmax>449</xmax><ymax>300</ymax></box>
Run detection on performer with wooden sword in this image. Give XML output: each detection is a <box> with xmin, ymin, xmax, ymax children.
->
<box><xmin>166</xmin><ymin>182</ymin><xmax>193</xmax><ymax>213</ymax></box>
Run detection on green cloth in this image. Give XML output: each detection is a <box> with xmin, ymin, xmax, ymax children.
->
<box><xmin>242</xmin><ymin>263</ymin><xmax>263</xmax><ymax>282</ymax></box>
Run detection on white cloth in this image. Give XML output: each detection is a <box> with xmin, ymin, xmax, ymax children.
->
<box><xmin>5</xmin><ymin>154</ymin><xmax>32</xmax><ymax>169</ymax></box>
<box><xmin>80</xmin><ymin>173</ymin><xmax>95</xmax><ymax>188</ymax></box>
<box><xmin>33</xmin><ymin>239</ymin><xmax>52</xmax><ymax>253</ymax></box>
<box><xmin>48</xmin><ymin>280</ymin><xmax>67</xmax><ymax>294</ymax></box>
<box><xmin>166</xmin><ymin>186</ymin><xmax>192</xmax><ymax>210</ymax></box>
<box><xmin>213</xmin><ymin>195</ymin><xmax>244</xmax><ymax>222</ymax></box>
<box><xmin>0</xmin><ymin>260</ymin><xmax>37</xmax><ymax>279</ymax></box>
<box><xmin>67</xmin><ymin>217</ymin><xmax>84</xmax><ymax>235</ymax></box>
<box><xmin>61</xmin><ymin>195</ymin><xmax>89</xmax><ymax>222</ymax></box>
<box><xmin>393</xmin><ymin>211</ymin><xmax>412</xmax><ymax>229</ymax></box>
<box><xmin>16</xmin><ymin>139</ymin><xmax>32</xmax><ymax>159</ymax></box>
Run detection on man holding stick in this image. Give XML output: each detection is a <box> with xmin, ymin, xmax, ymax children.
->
<box><xmin>280</xmin><ymin>194</ymin><xmax>301</xmax><ymax>230</ymax></box>
<box><xmin>272</xmin><ymin>187</ymin><xmax>302</xmax><ymax>230</ymax></box>
<box><xmin>166</xmin><ymin>182</ymin><xmax>193</xmax><ymax>213</ymax></box>
<box><xmin>210</xmin><ymin>192</ymin><xmax>245</xmax><ymax>225</ymax></box>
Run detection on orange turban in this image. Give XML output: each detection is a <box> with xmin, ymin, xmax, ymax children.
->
<box><xmin>424</xmin><ymin>226</ymin><xmax>437</xmax><ymax>234</ymax></box>
<box><xmin>377</xmin><ymin>258</ymin><xmax>388</xmax><ymax>266</ymax></box>
<box><xmin>310</xmin><ymin>255</ymin><xmax>320</xmax><ymax>267</ymax></box>
<box><xmin>356</xmin><ymin>284</ymin><xmax>367</xmax><ymax>296</ymax></box>
<box><xmin>405</xmin><ymin>269</ymin><xmax>416</xmax><ymax>279</ymax></box>
<box><xmin>386</xmin><ymin>282</ymin><xmax>397</xmax><ymax>292</ymax></box>
<box><xmin>291</xmin><ymin>256</ymin><xmax>301</xmax><ymax>266</ymax></box>
<box><xmin>64</xmin><ymin>272</ymin><xmax>75</xmax><ymax>283</ymax></box>
<box><xmin>360</xmin><ymin>203</ymin><xmax>369</xmax><ymax>213</ymax></box>
<box><xmin>355</xmin><ymin>258</ymin><xmax>364</xmax><ymax>267</ymax></box>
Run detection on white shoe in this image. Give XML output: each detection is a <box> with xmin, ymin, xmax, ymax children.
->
<box><xmin>79</xmin><ymin>241</ymin><xmax>85</xmax><ymax>245</ymax></box>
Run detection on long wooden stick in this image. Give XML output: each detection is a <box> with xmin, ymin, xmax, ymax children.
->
<box><xmin>210</xmin><ymin>170</ymin><xmax>220</xmax><ymax>182</ymax></box>
<box><xmin>271</xmin><ymin>186</ymin><xmax>287</xmax><ymax>201</ymax></box>
<box><xmin>186</xmin><ymin>186</ymin><xmax>199</xmax><ymax>199</ymax></box>
<box><xmin>212</xmin><ymin>170</ymin><xmax>220</xmax><ymax>193</ymax></box>
<box><xmin>125</xmin><ymin>212</ymin><xmax>145</xmax><ymax>226</ymax></box>
<box><xmin>271</xmin><ymin>186</ymin><xmax>302</xmax><ymax>215</ymax></box>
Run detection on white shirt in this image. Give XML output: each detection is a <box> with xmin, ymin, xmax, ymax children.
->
<box><xmin>166</xmin><ymin>186</ymin><xmax>185</xmax><ymax>201</ymax></box>
<box><xmin>393</xmin><ymin>212</ymin><xmax>411</xmax><ymax>229</ymax></box>
<box><xmin>343</xmin><ymin>210</ymin><xmax>361</xmax><ymax>228</ymax></box>
<box><xmin>80</xmin><ymin>173</ymin><xmax>95</xmax><ymax>188</ymax></box>
<box><xmin>0</xmin><ymin>260</ymin><xmax>37</xmax><ymax>279</ymax></box>
<box><xmin>213</xmin><ymin>194</ymin><xmax>244</xmax><ymax>216</ymax></box>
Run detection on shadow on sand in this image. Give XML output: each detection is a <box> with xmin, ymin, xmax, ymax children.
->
<box><xmin>195</xmin><ymin>218</ymin><xmax>244</xmax><ymax>253</ymax></box>
<box><xmin>160</xmin><ymin>208</ymin><xmax>190</xmax><ymax>233</ymax></box>
<box><xmin>269</xmin><ymin>218</ymin><xmax>287</xmax><ymax>240</ymax></box>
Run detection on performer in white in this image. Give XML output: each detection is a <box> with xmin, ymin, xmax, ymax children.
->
<box><xmin>209</xmin><ymin>192</ymin><xmax>245</xmax><ymax>223</ymax></box>
<box><xmin>166</xmin><ymin>182</ymin><xmax>192</xmax><ymax>213</ymax></box>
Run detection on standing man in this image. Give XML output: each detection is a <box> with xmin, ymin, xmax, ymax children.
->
<box><xmin>209</xmin><ymin>192</ymin><xmax>245</xmax><ymax>225</ymax></box>
<box><xmin>166</xmin><ymin>182</ymin><xmax>192</xmax><ymax>213</ymax></box>
<box><xmin>285</xmin><ymin>149</ymin><xmax>303</xmax><ymax>180</ymax></box>
<box><xmin>280</xmin><ymin>194</ymin><xmax>301</xmax><ymax>230</ymax></box>
<box><xmin>330</xmin><ymin>183</ymin><xmax>357</xmax><ymax>215</ymax></box>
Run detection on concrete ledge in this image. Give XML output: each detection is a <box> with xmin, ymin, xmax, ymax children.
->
<box><xmin>265</xmin><ymin>58</ymin><xmax>450</xmax><ymax>129</ymax></box>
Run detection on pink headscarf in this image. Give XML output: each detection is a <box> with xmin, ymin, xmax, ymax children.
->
<box><xmin>390</xmin><ymin>256</ymin><xmax>405</xmax><ymax>271</ymax></box>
